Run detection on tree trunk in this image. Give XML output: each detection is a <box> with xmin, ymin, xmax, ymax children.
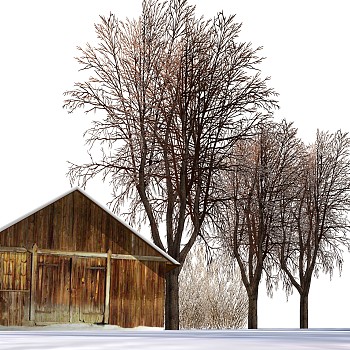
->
<box><xmin>247</xmin><ymin>292</ymin><xmax>258</xmax><ymax>329</ymax></box>
<box><xmin>300</xmin><ymin>293</ymin><xmax>308</xmax><ymax>329</ymax></box>
<box><xmin>165</xmin><ymin>267</ymin><xmax>180</xmax><ymax>330</ymax></box>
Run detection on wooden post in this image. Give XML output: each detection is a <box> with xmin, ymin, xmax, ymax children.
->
<box><xmin>30</xmin><ymin>243</ymin><xmax>38</xmax><ymax>322</ymax></box>
<box><xmin>104</xmin><ymin>249</ymin><xmax>112</xmax><ymax>324</ymax></box>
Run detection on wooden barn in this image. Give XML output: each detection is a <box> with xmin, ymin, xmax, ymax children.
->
<box><xmin>0</xmin><ymin>188</ymin><xmax>179</xmax><ymax>327</ymax></box>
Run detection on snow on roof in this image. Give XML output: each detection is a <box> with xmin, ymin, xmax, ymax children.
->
<box><xmin>0</xmin><ymin>187</ymin><xmax>180</xmax><ymax>267</ymax></box>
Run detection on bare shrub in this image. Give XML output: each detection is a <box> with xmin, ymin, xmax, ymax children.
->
<box><xmin>179</xmin><ymin>244</ymin><xmax>248</xmax><ymax>329</ymax></box>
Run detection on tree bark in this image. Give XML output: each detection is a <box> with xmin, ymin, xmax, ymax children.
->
<box><xmin>300</xmin><ymin>293</ymin><xmax>309</xmax><ymax>329</ymax></box>
<box><xmin>247</xmin><ymin>292</ymin><xmax>258</xmax><ymax>329</ymax></box>
<box><xmin>165</xmin><ymin>267</ymin><xmax>180</xmax><ymax>330</ymax></box>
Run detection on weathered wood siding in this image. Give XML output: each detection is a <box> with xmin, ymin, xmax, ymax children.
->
<box><xmin>0</xmin><ymin>190</ymin><xmax>171</xmax><ymax>327</ymax></box>
<box><xmin>35</xmin><ymin>255</ymin><xmax>71</xmax><ymax>324</ymax></box>
<box><xmin>71</xmin><ymin>257</ymin><xmax>106</xmax><ymax>324</ymax></box>
<box><xmin>110</xmin><ymin>260</ymin><xmax>165</xmax><ymax>328</ymax></box>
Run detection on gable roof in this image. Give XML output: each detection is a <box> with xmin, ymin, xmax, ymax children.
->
<box><xmin>0</xmin><ymin>187</ymin><xmax>180</xmax><ymax>267</ymax></box>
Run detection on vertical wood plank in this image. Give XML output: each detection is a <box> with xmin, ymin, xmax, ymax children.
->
<box><xmin>69</xmin><ymin>256</ymin><xmax>75</xmax><ymax>323</ymax></box>
<box><xmin>104</xmin><ymin>249</ymin><xmax>112</xmax><ymax>324</ymax></box>
<box><xmin>29</xmin><ymin>243</ymin><xmax>37</xmax><ymax>322</ymax></box>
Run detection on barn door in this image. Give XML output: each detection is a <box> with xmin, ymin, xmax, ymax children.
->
<box><xmin>70</xmin><ymin>257</ymin><xmax>106</xmax><ymax>324</ymax></box>
<box><xmin>35</xmin><ymin>255</ymin><xmax>71</xmax><ymax>323</ymax></box>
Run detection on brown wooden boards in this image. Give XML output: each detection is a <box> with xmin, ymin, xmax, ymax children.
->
<box><xmin>0</xmin><ymin>188</ymin><xmax>178</xmax><ymax>327</ymax></box>
<box><xmin>71</xmin><ymin>257</ymin><xmax>106</xmax><ymax>324</ymax></box>
<box><xmin>0</xmin><ymin>247</ymin><xmax>167</xmax><ymax>327</ymax></box>
<box><xmin>109</xmin><ymin>259</ymin><xmax>165</xmax><ymax>328</ymax></box>
<box><xmin>35</xmin><ymin>255</ymin><xmax>70</xmax><ymax>323</ymax></box>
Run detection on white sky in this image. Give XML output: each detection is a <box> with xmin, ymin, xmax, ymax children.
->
<box><xmin>0</xmin><ymin>0</ymin><xmax>349</xmax><ymax>329</ymax></box>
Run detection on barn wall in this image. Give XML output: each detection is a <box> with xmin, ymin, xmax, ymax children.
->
<box><xmin>0</xmin><ymin>248</ymin><xmax>167</xmax><ymax>327</ymax></box>
<box><xmin>109</xmin><ymin>259</ymin><xmax>166</xmax><ymax>328</ymax></box>
<box><xmin>0</xmin><ymin>190</ymin><xmax>171</xmax><ymax>327</ymax></box>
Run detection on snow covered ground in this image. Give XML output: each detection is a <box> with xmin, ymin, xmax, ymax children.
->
<box><xmin>0</xmin><ymin>325</ymin><xmax>350</xmax><ymax>350</ymax></box>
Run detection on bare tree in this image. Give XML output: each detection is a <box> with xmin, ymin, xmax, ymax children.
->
<box><xmin>278</xmin><ymin>130</ymin><xmax>350</xmax><ymax>328</ymax></box>
<box><xmin>179</xmin><ymin>243</ymin><xmax>248</xmax><ymax>329</ymax></box>
<box><xmin>63</xmin><ymin>0</ymin><xmax>278</xmax><ymax>329</ymax></box>
<box><xmin>221</xmin><ymin>120</ymin><xmax>302</xmax><ymax>329</ymax></box>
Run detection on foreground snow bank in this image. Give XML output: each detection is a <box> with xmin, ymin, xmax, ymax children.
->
<box><xmin>0</xmin><ymin>325</ymin><xmax>349</xmax><ymax>350</ymax></box>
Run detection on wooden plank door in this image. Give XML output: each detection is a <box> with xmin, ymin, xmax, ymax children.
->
<box><xmin>70</xmin><ymin>257</ymin><xmax>106</xmax><ymax>324</ymax></box>
<box><xmin>35</xmin><ymin>255</ymin><xmax>71</xmax><ymax>323</ymax></box>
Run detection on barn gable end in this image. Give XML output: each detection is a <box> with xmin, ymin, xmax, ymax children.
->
<box><xmin>0</xmin><ymin>188</ymin><xmax>179</xmax><ymax>328</ymax></box>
